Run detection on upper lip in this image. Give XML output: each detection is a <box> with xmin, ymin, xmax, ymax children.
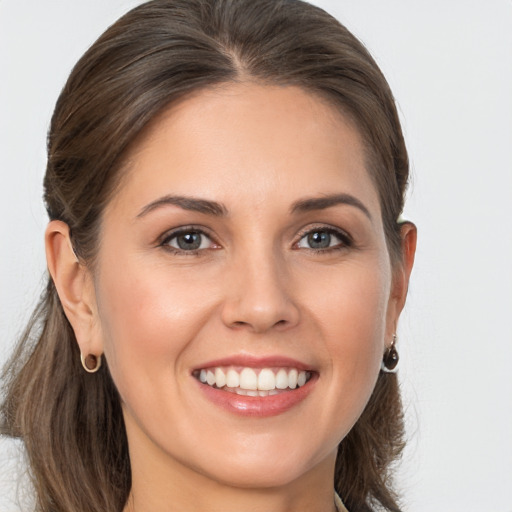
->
<box><xmin>193</xmin><ymin>354</ymin><xmax>314</xmax><ymax>372</ymax></box>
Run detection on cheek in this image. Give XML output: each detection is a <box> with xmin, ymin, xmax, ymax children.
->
<box><xmin>93</xmin><ymin>260</ymin><xmax>215</xmax><ymax>397</ymax></box>
<box><xmin>301</xmin><ymin>259</ymin><xmax>390</xmax><ymax>417</ymax></box>
<box><xmin>303</xmin><ymin>257</ymin><xmax>390</xmax><ymax>346</ymax></box>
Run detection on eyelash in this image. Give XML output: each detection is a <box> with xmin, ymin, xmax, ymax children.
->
<box><xmin>159</xmin><ymin>226</ymin><xmax>217</xmax><ymax>256</ymax></box>
<box><xmin>158</xmin><ymin>225</ymin><xmax>353</xmax><ymax>256</ymax></box>
<box><xmin>294</xmin><ymin>225</ymin><xmax>353</xmax><ymax>254</ymax></box>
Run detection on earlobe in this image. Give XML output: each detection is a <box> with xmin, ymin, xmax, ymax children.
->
<box><xmin>45</xmin><ymin>220</ymin><xmax>103</xmax><ymax>358</ymax></box>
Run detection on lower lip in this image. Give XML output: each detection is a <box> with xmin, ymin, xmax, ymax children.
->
<box><xmin>195</xmin><ymin>375</ymin><xmax>317</xmax><ymax>417</ymax></box>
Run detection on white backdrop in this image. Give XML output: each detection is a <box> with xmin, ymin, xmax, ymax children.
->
<box><xmin>1</xmin><ymin>1</ymin><xmax>511</xmax><ymax>511</ymax></box>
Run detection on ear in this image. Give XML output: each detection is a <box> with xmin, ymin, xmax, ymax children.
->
<box><xmin>45</xmin><ymin>220</ymin><xmax>103</xmax><ymax>359</ymax></box>
<box><xmin>385</xmin><ymin>221</ymin><xmax>417</xmax><ymax>340</ymax></box>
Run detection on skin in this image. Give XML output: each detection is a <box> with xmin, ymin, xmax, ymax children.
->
<box><xmin>46</xmin><ymin>83</ymin><xmax>416</xmax><ymax>512</ymax></box>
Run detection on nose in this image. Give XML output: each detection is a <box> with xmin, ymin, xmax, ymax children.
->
<box><xmin>220</xmin><ymin>250</ymin><xmax>300</xmax><ymax>333</ymax></box>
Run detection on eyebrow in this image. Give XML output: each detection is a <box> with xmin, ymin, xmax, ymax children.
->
<box><xmin>136</xmin><ymin>192</ymin><xmax>371</xmax><ymax>220</ymax></box>
<box><xmin>136</xmin><ymin>195</ymin><xmax>228</xmax><ymax>218</ymax></box>
<box><xmin>290</xmin><ymin>193</ymin><xmax>372</xmax><ymax>220</ymax></box>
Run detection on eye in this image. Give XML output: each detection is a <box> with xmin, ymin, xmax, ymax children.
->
<box><xmin>296</xmin><ymin>228</ymin><xmax>350</xmax><ymax>251</ymax></box>
<box><xmin>162</xmin><ymin>229</ymin><xmax>215</xmax><ymax>252</ymax></box>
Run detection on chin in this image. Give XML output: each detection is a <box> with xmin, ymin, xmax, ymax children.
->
<box><xmin>202</xmin><ymin>459</ymin><xmax>316</xmax><ymax>489</ymax></box>
<box><xmin>186</xmin><ymin>439</ymin><xmax>336</xmax><ymax>490</ymax></box>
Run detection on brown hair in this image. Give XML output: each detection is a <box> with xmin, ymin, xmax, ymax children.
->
<box><xmin>1</xmin><ymin>1</ymin><xmax>409</xmax><ymax>511</ymax></box>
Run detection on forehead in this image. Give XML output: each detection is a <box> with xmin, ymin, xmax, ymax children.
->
<box><xmin>108</xmin><ymin>82</ymin><xmax>380</xmax><ymax>218</ymax></box>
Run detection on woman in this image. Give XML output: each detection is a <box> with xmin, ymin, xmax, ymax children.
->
<box><xmin>1</xmin><ymin>0</ymin><xmax>416</xmax><ymax>511</ymax></box>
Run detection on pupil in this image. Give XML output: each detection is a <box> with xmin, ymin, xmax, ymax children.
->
<box><xmin>177</xmin><ymin>232</ymin><xmax>201</xmax><ymax>250</ymax></box>
<box><xmin>308</xmin><ymin>231</ymin><xmax>330</xmax><ymax>249</ymax></box>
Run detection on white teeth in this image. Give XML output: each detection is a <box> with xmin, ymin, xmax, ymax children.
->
<box><xmin>215</xmin><ymin>368</ymin><xmax>226</xmax><ymax>388</ymax></box>
<box><xmin>239</xmin><ymin>368</ymin><xmax>258</xmax><ymax>390</ymax></box>
<box><xmin>206</xmin><ymin>370</ymin><xmax>215</xmax><ymax>386</ymax></box>
<box><xmin>226</xmin><ymin>368</ymin><xmax>239</xmax><ymax>388</ymax></box>
<box><xmin>197</xmin><ymin>366</ymin><xmax>312</xmax><ymax>392</ymax></box>
<box><xmin>258</xmin><ymin>368</ymin><xmax>276</xmax><ymax>390</ymax></box>
<box><xmin>275</xmin><ymin>369</ymin><xmax>288</xmax><ymax>389</ymax></box>
<box><xmin>288</xmin><ymin>369</ymin><xmax>298</xmax><ymax>389</ymax></box>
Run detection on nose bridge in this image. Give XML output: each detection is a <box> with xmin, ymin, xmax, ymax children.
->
<box><xmin>221</xmin><ymin>239</ymin><xmax>299</xmax><ymax>333</ymax></box>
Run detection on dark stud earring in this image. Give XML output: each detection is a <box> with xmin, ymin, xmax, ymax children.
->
<box><xmin>381</xmin><ymin>334</ymin><xmax>399</xmax><ymax>373</ymax></box>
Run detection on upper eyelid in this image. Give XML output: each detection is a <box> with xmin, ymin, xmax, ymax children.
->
<box><xmin>158</xmin><ymin>228</ymin><xmax>219</xmax><ymax>255</ymax></box>
<box><xmin>158</xmin><ymin>225</ymin><xmax>215</xmax><ymax>244</ymax></box>
<box><xmin>295</xmin><ymin>224</ymin><xmax>352</xmax><ymax>241</ymax></box>
<box><xmin>294</xmin><ymin>226</ymin><xmax>354</xmax><ymax>252</ymax></box>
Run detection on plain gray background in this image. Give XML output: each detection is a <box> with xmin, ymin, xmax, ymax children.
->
<box><xmin>1</xmin><ymin>1</ymin><xmax>511</xmax><ymax>510</ymax></box>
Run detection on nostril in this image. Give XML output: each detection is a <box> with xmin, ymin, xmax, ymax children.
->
<box><xmin>220</xmin><ymin>280</ymin><xmax>300</xmax><ymax>333</ymax></box>
<box><xmin>228</xmin><ymin>318</ymin><xmax>289</xmax><ymax>331</ymax></box>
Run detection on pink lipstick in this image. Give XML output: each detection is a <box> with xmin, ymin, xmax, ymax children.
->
<box><xmin>192</xmin><ymin>355</ymin><xmax>317</xmax><ymax>417</ymax></box>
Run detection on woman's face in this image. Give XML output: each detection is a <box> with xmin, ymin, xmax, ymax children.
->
<box><xmin>90</xmin><ymin>83</ymin><xmax>400</xmax><ymax>489</ymax></box>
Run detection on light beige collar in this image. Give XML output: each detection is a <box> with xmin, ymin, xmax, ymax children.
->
<box><xmin>334</xmin><ymin>492</ymin><xmax>349</xmax><ymax>512</ymax></box>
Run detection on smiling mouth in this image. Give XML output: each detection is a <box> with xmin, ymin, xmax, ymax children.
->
<box><xmin>193</xmin><ymin>366</ymin><xmax>313</xmax><ymax>396</ymax></box>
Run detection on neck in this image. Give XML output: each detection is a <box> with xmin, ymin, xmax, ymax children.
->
<box><xmin>123</xmin><ymin>431</ymin><xmax>338</xmax><ymax>512</ymax></box>
<box><xmin>124</xmin><ymin>480</ymin><xmax>338</xmax><ymax>512</ymax></box>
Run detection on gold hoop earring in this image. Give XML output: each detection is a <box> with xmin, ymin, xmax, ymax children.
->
<box><xmin>81</xmin><ymin>353</ymin><xmax>102</xmax><ymax>373</ymax></box>
<box><xmin>381</xmin><ymin>334</ymin><xmax>399</xmax><ymax>373</ymax></box>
